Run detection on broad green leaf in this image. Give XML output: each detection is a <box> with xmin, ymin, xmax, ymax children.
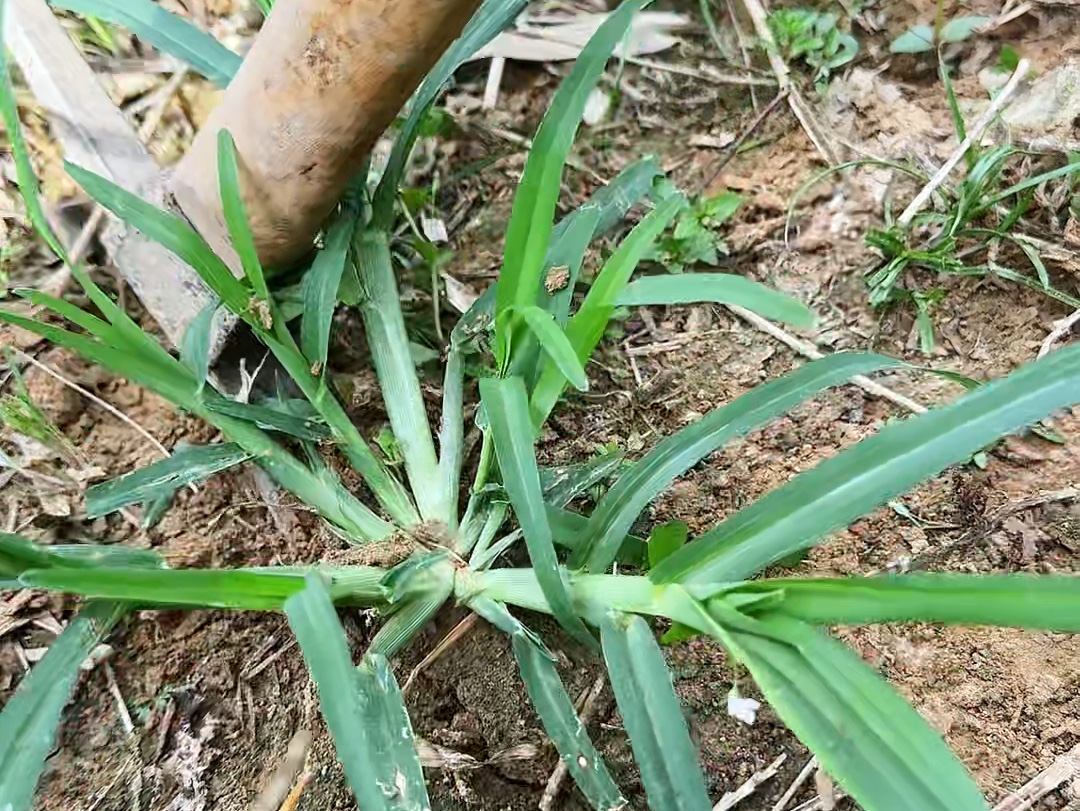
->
<box><xmin>940</xmin><ymin>15</ymin><xmax>990</xmax><ymax>42</ymax></box>
<box><xmin>65</xmin><ymin>162</ymin><xmax>250</xmax><ymax>314</ymax></box>
<box><xmin>480</xmin><ymin>377</ymin><xmax>596</xmax><ymax>649</ymax></box>
<box><xmin>471</xmin><ymin>597</ymin><xmax>624</xmax><ymax>811</ymax></box>
<box><xmin>300</xmin><ymin>203</ymin><xmax>358</xmax><ymax>369</ymax></box>
<box><xmin>516</xmin><ymin>305</ymin><xmax>589</xmax><ymax>391</ymax></box>
<box><xmin>617</xmin><ymin>273</ymin><xmax>815</xmax><ymax>328</ymax></box>
<box><xmin>600</xmin><ymin>612</ymin><xmax>711</xmax><ymax>811</ymax></box>
<box><xmin>204</xmin><ymin>400</ymin><xmax>331</xmax><ymax>441</ymax></box>
<box><xmin>647</xmin><ymin>521</ymin><xmax>687</xmax><ymax>569</ymax></box>
<box><xmin>547</xmin><ymin>506</ymin><xmax>646</xmax><ymax>566</ymax></box>
<box><xmin>495</xmin><ymin>0</ymin><xmax>647</xmax><ymax>342</ymax></box>
<box><xmin>373</xmin><ymin>0</ymin><xmax>530</xmax><ymax>225</ymax></box>
<box><xmin>711</xmin><ymin>609</ymin><xmax>987</xmax><ymax>811</ymax></box>
<box><xmin>0</xmin><ymin>600</ymin><xmax>125</xmax><ymax>811</ymax></box>
<box><xmin>286</xmin><ymin>577</ymin><xmax>430</xmax><ymax>811</ymax></box>
<box><xmin>86</xmin><ymin>443</ymin><xmax>250</xmax><ymax>517</ymax></box>
<box><xmin>890</xmin><ymin>24</ymin><xmax>934</xmax><ymax>53</ymax></box>
<box><xmin>579</xmin><ymin>353</ymin><xmax>906</xmax><ymax>573</ymax></box>
<box><xmin>531</xmin><ymin>193</ymin><xmax>684</xmax><ymax>426</ymax></box>
<box><xmin>652</xmin><ymin>343</ymin><xmax>1080</xmax><ymax>584</ymax></box>
<box><xmin>728</xmin><ymin>574</ymin><xmax>1080</xmax><ymax>632</ymax></box>
<box><xmin>48</xmin><ymin>0</ymin><xmax>241</xmax><ymax>86</ymax></box>
<box><xmin>541</xmin><ymin>448</ymin><xmax>625</xmax><ymax>507</ymax></box>
<box><xmin>180</xmin><ymin>298</ymin><xmax>219</xmax><ymax>392</ymax></box>
<box><xmin>217</xmin><ymin>130</ymin><xmax>269</xmax><ymax>302</ymax></box>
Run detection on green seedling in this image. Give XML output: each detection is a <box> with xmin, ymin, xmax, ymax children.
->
<box><xmin>4</xmin><ymin>4</ymin><xmax>1080</xmax><ymax>811</ymax></box>
<box><xmin>646</xmin><ymin>191</ymin><xmax>742</xmax><ymax>273</ymax></box>
<box><xmin>767</xmin><ymin>8</ymin><xmax>859</xmax><ymax>91</ymax></box>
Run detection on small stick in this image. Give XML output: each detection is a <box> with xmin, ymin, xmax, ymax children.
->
<box><xmin>713</xmin><ymin>753</ymin><xmax>787</xmax><ymax>811</ymax></box>
<box><xmin>770</xmin><ymin>756</ymin><xmax>817</xmax><ymax>811</ymax></box>
<box><xmin>994</xmin><ymin>743</ymin><xmax>1080</xmax><ymax>811</ymax></box>
<box><xmin>699</xmin><ymin>89</ymin><xmax>789</xmax><ymax>196</ymax></box>
<box><xmin>103</xmin><ymin>662</ymin><xmax>134</xmax><ymax>735</ymax></box>
<box><xmin>897</xmin><ymin>59</ymin><xmax>1030</xmax><ymax>227</ymax></box>
<box><xmin>539</xmin><ymin>674</ymin><xmax>608</xmax><ymax>811</ymax></box>
<box><xmin>402</xmin><ymin>613</ymin><xmax>479</xmax><ymax>694</ymax></box>
<box><xmin>724</xmin><ymin>303</ymin><xmax>928</xmax><ymax>415</ymax></box>
<box><xmin>1037</xmin><ymin>307</ymin><xmax>1080</xmax><ymax>358</ymax></box>
<box><xmin>250</xmin><ymin>729</ymin><xmax>312</xmax><ymax>811</ymax></box>
<box><xmin>723</xmin><ymin>0</ymin><xmax>759</xmax><ymax>109</ymax></box>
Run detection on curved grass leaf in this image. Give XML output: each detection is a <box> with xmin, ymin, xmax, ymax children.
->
<box><xmin>710</xmin><ymin>608</ymin><xmax>987</xmax><ymax>811</ymax></box>
<box><xmin>545</xmin><ymin>206</ymin><xmax>603</xmax><ymax>326</ymax></box>
<box><xmin>652</xmin><ymin>343</ymin><xmax>1080</xmax><ymax>584</ymax></box>
<box><xmin>0</xmin><ymin>532</ymin><xmax>164</xmax><ymax>582</ymax></box>
<box><xmin>217</xmin><ymin>130</ymin><xmax>268</xmax><ymax>301</ymax></box>
<box><xmin>300</xmin><ymin>204</ymin><xmax>358</xmax><ymax>369</ymax></box>
<box><xmin>617</xmin><ymin>273</ymin><xmax>815</xmax><ymax>328</ymax></box>
<box><xmin>728</xmin><ymin>574</ymin><xmax>1080</xmax><ymax>632</ymax></box>
<box><xmin>516</xmin><ymin>305</ymin><xmax>588</xmax><ymax>391</ymax></box>
<box><xmin>541</xmin><ymin>448</ymin><xmax>625</xmax><ymax>508</ymax></box>
<box><xmin>480</xmin><ymin>377</ymin><xmax>596</xmax><ymax>649</ymax></box>
<box><xmin>547</xmin><ymin>506</ymin><xmax>646</xmax><ymax>566</ymax></box>
<box><xmin>286</xmin><ymin>576</ymin><xmax>430</xmax><ymax>811</ymax></box>
<box><xmin>180</xmin><ymin>298</ymin><xmax>219</xmax><ymax>392</ymax></box>
<box><xmin>0</xmin><ymin>600</ymin><xmax>125</xmax><ymax>811</ymax></box>
<box><xmin>578</xmin><ymin>353</ymin><xmax>906</xmax><ymax>572</ymax></box>
<box><xmin>14</xmin><ymin>289</ymin><xmax>112</xmax><ymax>338</ymax></box>
<box><xmin>495</xmin><ymin>0</ymin><xmax>648</xmax><ymax>341</ymax></box>
<box><xmin>472</xmin><ymin>597</ymin><xmax>624</xmax><ymax>811</ymax></box>
<box><xmin>85</xmin><ymin>442</ymin><xmax>250</xmax><ymax>517</ymax></box>
<box><xmin>600</xmin><ymin>612</ymin><xmax>711</xmax><ymax>811</ymax></box>
<box><xmin>48</xmin><ymin>0</ymin><xmax>241</xmax><ymax>86</ymax></box>
<box><xmin>203</xmin><ymin>400</ymin><xmax>331</xmax><ymax>441</ymax></box>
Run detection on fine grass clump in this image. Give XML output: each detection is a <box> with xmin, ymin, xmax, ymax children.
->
<box><xmin>3</xmin><ymin>3</ymin><xmax>1080</xmax><ymax>811</ymax></box>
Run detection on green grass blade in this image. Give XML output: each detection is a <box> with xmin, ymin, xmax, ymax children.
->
<box><xmin>472</xmin><ymin>598</ymin><xmax>624</xmax><ymax>811</ymax></box>
<box><xmin>479</xmin><ymin>377</ymin><xmax>596</xmax><ymax>649</ymax></box>
<box><xmin>978</xmin><ymin>161</ymin><xmax>1080</xmax><ymax>214</ymax></box>
<box><xmin>85</xmin><ymin>442</ymin><xmax>250</xmax><ymax>517</ymax></box>
<box><xmin>217</xmin><ymin>129</ymin><xmax>268</xmax><ymax>301</ymax></box>
<box><xmin>652</xmin><ymin>343</ymin><xmax>1080</xmax><ymax>584</ymax></box>
<box><xmin>647</xmin><ymin>521</ymin><xmax>688</xmax><ymax>569</ymax></box>
<box><xmin>286</xmin><ymin>576</ymin><xmax>430</xmax><ymax>811</ymax></box>
<box><xmin>729</xmin><ymin>574</ymin><xmax>1080</xmax><ymax>631</ymax></box>
<box><xmin>437</xmin><ymin>345</ymin><xmax>465</xmax><ymax>528</ymax></box>
<box><xmin>517</xmin><ymin>305</ymin><xmax>589</xmax><ymax>391</ymax></box>
<box><xmin>203</xmin><ymin>399</ymin><xmax>330</xmax><ymax>441</ymax></box>
<box><xmin>531</xmin><ymin>193</ymin><xmax>684</xmax><ymax>426</ymax></box>
<box><xmin>47</xmin><ymin>545</ymin><xmax>164</xmax><ymax>569</ymax></box>
<box><xmin>600</xmin><ymin>612</ymin><xmax>711</xmax><ymax>811</ymax></box>
<box><xmin>495</xmin><ymin>0</ymin><xmax>647</xmax><ymax>338</ymax></box>
<box><xmin>373</xmin><ymin>0</ymin><xmax>529</xmax><ymax>226</ymax></box>
<box><xmin>545</xmin><ymin>206</ymin><xmax>602</xmax><ymax>326</ymax></box>
<box><xmin>617</xmin><ymin>273</ymin><xmax>815</xmax><ymax>328</ymax></box>
<box><xmin>65</xmin><ymin>162</ymin><xmax>250</xmax><ymax>313</ymax></box>
<box><xmin>546</xmin><ymin>506</ymin><xmax>646</xmax><ymax>566</ymax></box>
<box><xmin>0</xmin><ymin>600</ymin><xmax>125</xmax><ymax>811</ymax></box>
<box><xmin>713</xmin><ymin>611</ymin><xmax>986</xmax><ymax>811</ymax></box>
<box><xmin>13</xmin><ymin>289</ymin><xmax>112</xmax><ymax>338</ymax></box>
<box><xmin>180</xmin><ymin>298</ymin><xmax>219</xmax><ymax>392</ymax></box>
<box><xmin>300</xmin><ymin>204</ymin><xmax>358</xmax><ymax>370</ymax></box>
<box><xmin>0</xmin><ymin>532</ymin><xmax>79</xmax><ymax>578</ymax></box>
<box><xmin>541</xmin><ymin>448</ymin><xmax>624</xmax><ymax>508</ymax></box>
<box><xmin>48</xmin><ymin>0</ymin><xmax>240</xmax><ymax>86</ymax></box>
<box><xmin>579</xmin><ymin>353</ymin><xmax>905</xmax><ymax>573</ymax></box>
<box><xmin>939</xmin><ymin>62</ymin><xmax>971</xmax><ymax>170</ymax></box>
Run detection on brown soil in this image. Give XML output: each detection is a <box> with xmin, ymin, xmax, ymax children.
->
<box><xmin>5</xmin><ymin>2</ymin><xmax>1080</xmax><ymax>810</ymax></box>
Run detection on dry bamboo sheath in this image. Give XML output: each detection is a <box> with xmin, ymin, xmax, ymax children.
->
<box><xmin>172</xmin><ymin>0</ymin><xmax>484</xmax><ymax>271</ymax></box>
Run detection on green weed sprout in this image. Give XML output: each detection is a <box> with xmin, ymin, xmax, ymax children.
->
<box><xmin>767</xmin><ymin>8</ymin><xmax>858</xmax><ymax>92</ymax></box>
<box><xmin>4</xmin><ymin>3</ymin><xmax>1080</xmax><ymax>811</ymax></box>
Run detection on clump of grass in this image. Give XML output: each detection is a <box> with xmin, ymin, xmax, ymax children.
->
<box><xmin>767</xmin><ymin>7</ymin><xmax>859</xmax><ymax>91</ymax></box>
<box><xmin>2</xmin><ymin>3</ymin><xmax>1080</xmax><ymax>811</ymax></box>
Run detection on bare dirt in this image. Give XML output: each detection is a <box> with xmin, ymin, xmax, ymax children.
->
<box><xmin>4</xmin><ymin>1</ymin><xmax>1080</xmax><ymax>810</ymax></box>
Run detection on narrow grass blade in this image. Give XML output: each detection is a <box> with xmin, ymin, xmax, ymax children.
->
<box><xmin>545</xmin><ymin>206</ymin><xmax>602</xmax><ymax>326</ymax></box>
<box><xmin>547</xmin><ymin>506</ymin><xmax>646</xmax><ymax>566</ymax></box>
<box><xmin>181</xmin><ymin>298</ymin><xmax>219</xmax><ymax>391</ymax></box>
<box><xmin>517</xmin><ymin>306</ymin><xmax>588</xmax><ymax>391</ymax></box>
<box><xmin>617</xmin><ymin>273</ymin><xmax>815</xmax><ymax>328</ymax></box>
<box><xmin>203</xmin><ymin>400</ymin><xmax>330</xmax><ymax>441</ymax></box>
<box><xmin>0</xmin><ymin>532</ymin><xmax>163</xmax><ymax>581</ymax></box>
<box><xmin>65</xmin><ymin>162</ymin><xmax>250</xmax><ymax>313</ymax></box>
<box><xmin>14</xmin><ymin>289</ymin><xmax>111</xmax><ymax>338</ymax></box>
<box><xmin>0</xmin><ymin>600</ymin><xmax>125</xmax><ymax>811</ymax></box>
<box><xmin>85</xmin><ymin>443</ymin><xmax>250</xmax><ymax>517</ymax></box>
<box><xmin>472</xmin><ymin>598</ymin><xmax>624</xmax><ymax>811</ymax></box>
<box><xmin>373</xmin><ymin>0</ymin><xmax>529</xmax><ymax>225</ymax></box>
<box><xmin>939</xmin><ymin>62</ymin><xmax>971</xmax><ymax>169</ymax></box>
<box><xmin>300</xmin><ymin>204</ymin><xmax>358</xmax><ymax>369</ymax></box>
<box><xmin>48</xmin><ymin>0</ymin><xmax>240</xmax><ymax>86</ymax></box>
<box><xmin>437</xmin><ymin>344</ymin><xmax>465</xmax><ymax>528</ymax></box>
<box><xmin>367</xmin><ymin>571</ymin><xmax>453</xmax><ymax>658</ymax></box>
<box><xmin>480</xmin><ymin>377</ymin><xmax>596</xmax><ymax>649</ymax></box>
<box><xmin>286</xmin><ymin>577</ymin><xmax>430</xmax><ymax>811</ymax></box>
<box><xmin>495</xmin><ymin>0</ymin><xmax>648</xmax><ymax>337</ymax></box>
<box><xmin>728</xmin><ymin>574</ymin><xmax>1080</xmax><ymax>631</ymax></box>
<box><xmin>652</xmin><ymin>343</ymin><xmax>1080</xmax><ymax>584</ymax></box>
<box><xmin>531</xmin><ymin>193</ymin><xmax>684</xmax><ymax>426</ymax></box>
<box><xmin>217</xmin><ymin>130</ymin><xmax>268</xmax><ymax>301</ymax></box>
<box><xmin>979</xmin><ymin>161</ymin><xmax>1080</xmax><ymax>214</ymax></box>
<box><xmin>600</xmin><ymin>612</ymin><xmax>711</xmax><ymax>811</ymax></box>
<box><xmin>579</xmin><ymin>353</ymin><xmax>905</xmax><ymax>572</ymax></box>
<box><xmin>22</xmin><ymin>566</ymin><xmax>314</xmax><ymax>609</ymax></box>
<box><xmin>712</xmin><ymin>611</ymin><xmax>987</xmax><ymax>811</ymax></box>
<box><xmin>541</xmin><ymin>448</ymin><xmax>624</xmax><ymax>507</ymax></box>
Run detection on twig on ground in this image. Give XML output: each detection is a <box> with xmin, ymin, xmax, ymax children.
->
<box><xmin>897</xmin><ymin>58</ymin><xmax>1031</xmax><ymax>227</ymax></box>
<box><xmin>539</xmin><ymin>674</ymin><xmax>608</xmax><ymax>811</ymax></box>
<box><xmin>251</xmin><ymin>729</ymin><xmax>313</xmax><ymax>811</ymax></box>
<box><xmin>103</xmin><ymin>662</ymin><xmax>134</xmax><ymax>735</ymax></box>
<box><xmin>699</xmin><ymin>89</ymin><xmax>789</xmax><ymax>195</ymax></box>
<box><xmin>723</xmin><ymin>0</ymin><xmax>759</xmax><ymax>108</ymax></box>
<box><xmin>994</xmin><ymin>743</ymin><xmax>1080</xmax><ymax>811</ymax></box>
<box><xmin>770</xmin><ymin>756</ymin><xmax>817</xmax><ymax>811</ymax></box>
<box><xmin>627</xmin><ymin>56</ymin><xmax>776</xmax><ymax>86</ymax></box>
<box><xmin>724</xmin><ymin>304</ymin><xmax>928</xmax><ymax>414</ymax></box>
<box><xmin>482</xmin><ymin>56</ymin><xmax>505</xmax><ymax>109</ymax></box>
<box><xmin>713</xmin><ymin>753</ymin><xmax>787</xmax><ymax>811</ymax></box>
<box><xmin>1038</xmin><ymin>308</ymin><xmax>1080</xmax><ymax>358</ymax></box>
<box><xmin>402</xmin><ymin>613</ymin><xmax>479</xmax><ymax>694</ymax></box>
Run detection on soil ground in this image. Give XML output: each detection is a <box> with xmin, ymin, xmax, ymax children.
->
<box><xmin>3</xmin><ymin>1</ymin><xmax>1080</xmax><ymax>810</ymax></box>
